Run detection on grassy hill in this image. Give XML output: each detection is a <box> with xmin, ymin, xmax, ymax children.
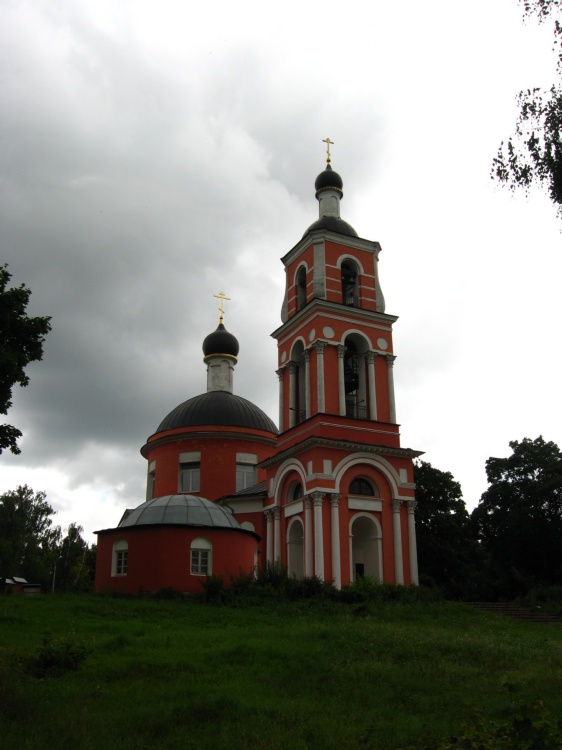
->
<box><xmin>1</xmin><ymin>592</ymin><xmax>560</xmax><ymax>749</ymax></box>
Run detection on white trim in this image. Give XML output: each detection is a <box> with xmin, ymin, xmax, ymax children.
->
<box><xmin>236</xmin><ymin>452</ymin><xmax>258</xmax><ymax>464</ymax></box>
<box><xmin>272</xmin><ymin>459</ymin><xmax>307</xmax><ymax>504</ymax></box>
<box><xmin>285</xmin><ymin>500</ymin><xmax>303</xmax><ymax>517</ymax></box>
<box><xmin>349</xmin><ymin>512</ymin><xmax>383</xmax><ymax>582</ymax></box>
<box><xmin>336</xmin><ymin>254</ymin><xmax>366</xmax><ymax>275</ymax></box>
<box><xmin>334</xmin><ymin>453</ymin><xmax>404</xmax><ymax>498</ymax></box>
<box><xmin>179</xmin><ymin>451</ymin><xmax>201</xmax><ymax>463</ymax></box>
<box><xmin>348</xmin><ymin>498</ymin><xmax>382</xmax><ymax>511</ymax></box>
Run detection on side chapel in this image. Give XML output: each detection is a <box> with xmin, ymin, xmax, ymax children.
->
<box><xmin>95</xmin><ymin>144</ymin><xmax>423</xmax><ymax>593</ymax></box>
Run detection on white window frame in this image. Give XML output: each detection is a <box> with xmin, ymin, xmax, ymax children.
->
<box><xmin>190</xmin><ymin>537</ymin><xmax>212</xmax><ymax>576</ymax></box>
<box><xmin>111</xmin><ymin>540</ymin><xmax>128</xmax><ymax>577</ymax></box>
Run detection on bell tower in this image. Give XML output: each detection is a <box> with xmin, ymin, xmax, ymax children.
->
<box><xmin>261</xmin><ymin>141</ymin><xmax>422</xmax><ymax>588</ymax></box>
<box><xmin>275</xmin><ymin>147</ymin><xmax>396</xmax><ymax>433</ymax></box>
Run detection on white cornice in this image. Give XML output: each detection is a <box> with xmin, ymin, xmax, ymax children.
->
<box><xmin>258</xmin><ymin>435</ymin><xmax>423</xmax><ymax>470</ymax></box>
<box><xmin>271</xmin><ymin>298</ymin><xmax>398</xmax><ymax>341</ymax></box>
<box><xmin>281</xmin><ymin>230</ymin><xmax>381</xmax><ymax>267</ymax></box>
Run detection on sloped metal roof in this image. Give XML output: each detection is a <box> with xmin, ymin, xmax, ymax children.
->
<box><xmin>118</xmin><ymin>495</ymin><xmax>242</xmax><ymax>530</ymax></box>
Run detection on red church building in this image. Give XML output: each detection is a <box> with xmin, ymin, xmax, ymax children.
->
<box><xmin>95</xmin><ymin>150</ymin><xmax>422</xmax><ymax>594</ymax></box>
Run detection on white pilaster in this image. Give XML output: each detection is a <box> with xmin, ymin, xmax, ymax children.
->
<box><xmin>288</xmin><ymin>361</ymin><xmax>297</xmax><ymax>428</ymax></box>
<box><xmin>366</xmin><ymin>351</ymin><xmax>377</xmax><ymax>421</ymax></box>
<box><xmin>337</xmin><ymin>345</ymin><xmax>346</xmax><ymax>416</ymax></box>
<box><xmin>312</xmin><ymin>491</ymin><xmax>325</xmax><ymax>579</ymax></box>
<box><xmin>304</xmin><ymin>349</ymin><xmax>311</xmax><ymax>419</ymax></box>
<box><xmin>407</xmin><ymin>500</ymin><xmax>419</xmax><ymax>585</ymax></box>
<box><xmin>276</xmin><ymin>368</ymin><xmax>284</xmax><ymax>433</ymax></box>
<box><xmin>273</xmin><ymin>506</ymin><xmax>281</xmax><ymax>562</ymax></box>
<box><xmin>304</xmin><ymin>496</ymin><xmax>313</xmax><ymax>577</ymax></box>
<box><xmin>386</xmin><ymin>355</ymin><xmax>397</xmax><ymax>424</ymax></box>
<box><xmin>330</xmin><ymin>493</ymin><xmax>341</xmax><ymax>589</ymax></box>
<box><xmin>265</xmin><ymin>510</ymin><xmax>273</xmax><ymax>563</ymax></box>
<box><xmin>315</xmin><ymin>341</ymin><xmax>327</xmax><ymax>413</ymax></box>
<box><xmin>392</xmin><ymin>498</ymin><xmax>404</xmax><ymax>584</ymax></box>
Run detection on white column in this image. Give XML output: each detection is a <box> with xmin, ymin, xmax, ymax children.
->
<box><xmin>273</xmin><ymin>506</ymin><xmax>281</xmax><ymax>562</ymax></box>
<box><xmin>312</xmin><ymin>491</ymin><xmax>324</xmax><ymax>579</ymax></box>
<box><xmin>265</xmin><ymin>510</ymin><xmax>273</xmax><ymax>563</ymax></box>
<box><xmin>276</xmin><ymin>368</ymin><xmax>284</xmax><ymax>433</ymax></box>
<box><xmin>304</xmin><ymin>349</ymin><xmax>311</xmax><ymax>419</ymax></box>
<box><xmin>330</xmin><ymin>493</ymin><xmax>341</xmax><ymax>589</ymax></box>
<box><xmin>315</xmin><ymin>341</ymin><xmax>327</xmax><ymax>413</ymax></box>
<box><xmin>337</xmin><ymin>345</ymin><xmax>346</xmax><ymax>416</ymax></box>
<box><xmin>288</xmin><ymin>361</ymin><xmax>297</xmax><ymax>428</ymax></box>
<box><xmin>366</xmin><ymin>352</ymin><xmax>377</xmax><ymax>421</ymax></box>
<box><xmin>392</xmin><ymin>499</ymin><xmax>404</xmax><ymax>584</ymax></box>
<box><xmin>386</xmin><ymin>355</ymin><xmax>397</xmax><ymax>424</ymax></box>
<box><xmin>304</xmin><ymin>496</ymin><xmax>313</xmax><ymax>577</ymax></box>
<box><xmin>407</xmin><ymin>500</ymin><xmax>419</xmax><ymax>585</ymax></box>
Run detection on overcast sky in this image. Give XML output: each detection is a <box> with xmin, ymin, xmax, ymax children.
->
<box><xmin>1</xmin><ymin>0</ymin><xmax>561</xmax><ymax>543</ymax></box>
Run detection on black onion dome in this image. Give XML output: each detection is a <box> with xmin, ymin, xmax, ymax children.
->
<box><xmin>156</xmin><ymin>391</ymin><xmax>278</xmax><ymax>434</ymax></box>
<box><xmin>202</xmin><ymin>323</ymin><xmax>239</xmax><ymax>358</ymax></box>
<box><xmin>118</xmin><ymin>494</ymin><xmax>245</xmax><ymax>530</ymax></box>
<box><xmin>315</xmin><ymin>164</ymin><xmax>343</xmax><ymax>196</ymax></box>
<box><xmin>304</xmin><ymin>216</ymin><xmax>358</xmax><ymax>238</ymax></box>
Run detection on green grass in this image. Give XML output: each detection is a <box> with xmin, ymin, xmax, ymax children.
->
<box><xmin>0</xmin><ymin>594</ymin><xmax>560</xmax><ymax>749</ymax></box>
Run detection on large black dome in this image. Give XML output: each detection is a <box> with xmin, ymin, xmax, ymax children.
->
<box><xmin>202</xmin><ymin>323</ymin><xmax>239</xmax><ymax>358</ymax></box>
<box><xmin>156</xmin><ymin>391</ymin><xmax>278</xmax><ymax>434</ymax></box>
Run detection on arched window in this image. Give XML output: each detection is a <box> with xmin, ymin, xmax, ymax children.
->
<box><xmin>111</xmin><ymin>539</ymin><xmax>128</xmax><ymax>577</ymax></box>
<box><xmin>341</xmin><ymin>260</ymin><xmax>359</xmax><ymax>307</ymax></box>
<box><xmin>290</xmin><ymin>341</ymin><xmax>306</xmax><ymax>426</ymax></box>
<box><xmin>191</xmin><ymin>537</ymin><xmax>212</xmax><ymax>576</ymax></box>
<box><xmin>296</xmin><ymin>267</ymin><xmax>307</xmax><ymax>310</ymax></box>
<box><xmin>343</xmin><ymin>334</ymin><xmax>369</xmax><ymax>419</ymax></box>
<box><xmin>349</xmin><ymin>478</ymin><xmax>378</xmax><ymax>496</ymax></box>
<box><xmin>288</xmin><ymin>482</ymin><xmax>303</xmax><ymax>503</ymax></box>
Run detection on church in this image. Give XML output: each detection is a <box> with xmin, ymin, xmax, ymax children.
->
<box><xmin>95</xmin><ymin>145</ymin><xmax>423</xmax><ymax>594</ymax></box>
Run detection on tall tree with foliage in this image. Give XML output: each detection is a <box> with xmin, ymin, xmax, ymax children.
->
<box><xmin>0</xmin><ymin>265</ymin><xmax>51</xmax><ymax>455</ymax></box>
<box><xmin>0</xmin><ymin>485</ymin><xmax>60</xmax><ymax>586</ymax></box>
<box><xmin>414</xmin><ymin>461</ymin><xmax>489</xmax><ymax>600</ymax></box>
<box><xmin>472</xmin><ymin>437</ymin><xmax>562</xmax><ymax>596</ymax></box>
<box><xmin>492</xmin><ymin>1</ymin><xmax>562</xmax><ymax>215</ymax></box>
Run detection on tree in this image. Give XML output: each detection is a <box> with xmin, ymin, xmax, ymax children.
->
<box><xmin>0</xmin><ymin>485</ymin><xmax>60</xmax><ymax>586</ymax></box>
<box><xmin>0</xmin><ymin>265</ymin><xmax>51</xmax><ymax>455</ymax></box>
<box><xmin>492</xmin><ymin>1</ymin><xmax>562</xmax><ymax>215</ymax></box>
<box><xmin>472</xmin><ymin>437</ymin><xmax>562</xmax><ymax>596</ymax></box>
<box><xmin>414</xmin><ymin>461</ymin><xmax>489</xmax><ymax>599</ymax></box>
<box><xmin>53</xmin><ymin>523</ymin><xmax>92</xmax><ymax>593</ymax></box>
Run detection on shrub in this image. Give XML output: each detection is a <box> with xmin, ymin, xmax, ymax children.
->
<box><xmin>30</xmin><ymin>633</ymin><xmax>91</xmax><ymax>677</ymax></box>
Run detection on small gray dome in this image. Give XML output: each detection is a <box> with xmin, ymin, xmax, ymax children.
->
<box><xmin>119</xmin><ymin>495</ymin><xmax>243</xmax><ymax>530</ymax></box>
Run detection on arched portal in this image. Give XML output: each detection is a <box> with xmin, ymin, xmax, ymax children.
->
<box><xmin>349</xmin><ymin>514</ymin><xmax>382</xmax><ymax>582</ymax></box>
<box><xmin>287</xmin><ymin>518</ymin><xmax>304</xmax><ymax>579</ymax></box>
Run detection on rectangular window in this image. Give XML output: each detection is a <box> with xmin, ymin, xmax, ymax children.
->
<box><xmin>116</xmin><ymin>550</ymin><xmax>128</xmax><ymax>576</ymax></box>
<box><xmin>236</xmin><ymin>463</ymin><xmax>256</xmax><ymax>492</ymax></box>
<box><xmin>180</xmin><ymin>463</ymin><xmax>200</xmax><ymax>493</ymax></box>
<box><xmin>191</xmin><ymin>549</ymin><xmax>209</xmax><ymax>575</ymax></box>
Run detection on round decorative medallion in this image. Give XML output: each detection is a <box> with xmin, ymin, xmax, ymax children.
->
<box><xmin>281</xmin><ymin>351</ymin><xmax>287</xmax><ymax>363</ymax></box>
<box><xmin>308</xmin><ymin>329</ymin><xmax>316</xmax><ymax>342</ymax></box>
<box><xmin>323</xmin><ymin>326</ymin><xmax>335</xmax><ymax>339</ymax></box>
<box><xmin>377</xmin><ymin>337</ymin><xmax>389</xmax><ymax>350</ymax></box>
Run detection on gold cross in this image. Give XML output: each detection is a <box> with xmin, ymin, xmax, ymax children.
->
<box><xmin>322</xmin><ymin>137</ymin><xmax>334</xmax><ymax>164</ymax></box>
<box><xmin>213</xmin><ymin>291</ymin><xmax>230</xmax><ymax>324</ymax></box>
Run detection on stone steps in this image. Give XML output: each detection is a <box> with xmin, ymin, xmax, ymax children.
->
<box><xmin>466</xmin><ymin>602</ymin><xmax>562</xmax><ymax>625</ymax></box>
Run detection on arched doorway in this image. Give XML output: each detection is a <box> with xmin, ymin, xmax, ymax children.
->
<box><xmin>287</xmin><ymin>518</ymin><xmax>304</xmax><ymax>579</ymax></box>
<box><xmin>349</xmin><ymin>514</ymin><xmax>382</xmax><ymax>582</ymax></box>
